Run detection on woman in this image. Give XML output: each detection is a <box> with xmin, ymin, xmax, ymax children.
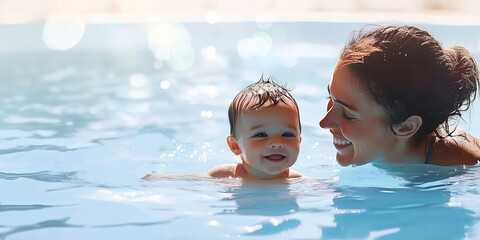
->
<box><xmin>320</xmin><ymin>25</ymin><xmax>480</xmax><ymax>166</ymax></box>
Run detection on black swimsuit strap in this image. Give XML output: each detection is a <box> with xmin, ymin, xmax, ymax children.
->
<box><xmin>424</xmin><ymin>140</ymin><xmax>435</xmax><ymax>164</ymax></box>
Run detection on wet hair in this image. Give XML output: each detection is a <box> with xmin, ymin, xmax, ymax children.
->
<box><xmin>228</xmin><ymin>76</ymin><xmax>301</xmax><ymax>137</ymax></box>
<box><xmin>340</xmin><ymin>25</ymin><xmax>479</xmax><ymax>142</ymax></box>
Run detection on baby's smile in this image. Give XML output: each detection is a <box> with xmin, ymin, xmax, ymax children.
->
<box><xmin>263</xmin><ymin>153</ymin><xmax>287</xmax><ymax>162</ymax></box>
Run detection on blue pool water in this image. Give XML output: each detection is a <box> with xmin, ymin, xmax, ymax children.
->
<box><xmin>1</xmin><ymin>21</ymin><xmax>480</xmax><ymax>239</ymax></box>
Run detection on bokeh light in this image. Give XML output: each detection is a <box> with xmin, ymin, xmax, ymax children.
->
<box><xmin>128</xmin><ymin>73</ymin><xmax>151</xmax><ymax>99</ymax></box>
<box><xmin>205</xmin><ymin>10</ymin><xmax>218</xmax><ymax>24</ymax></box>
<box><xmin>160</xmin><ymin>80</ymin><xmax>170</xmax><ymax>89</ymax></box>
<box><xmin>165</xmin><ymin>44</ymin><xmax>196</xmax><ymax>71</ymax></box>
<box><xmin>149</xmin><ymin>23</ymin><xmax>195</xmax><ymax>71</ymax></box>
<box><xmin>201</xmin><ymin>110</ymin><xmax>213</xmax><ymax>118</ymax></box>
<box><xmin>237</xmin><ymin>32</ymin><xmax>273</xmax><ymax>59</ymax></box>
<box><xmin>201</xmin><ymin>46</ymin><xmax>217</xmax><ymax>59</ymax></box>
<box><xmin>129</xmin><ymin>73</ymin><xmax>149</xmax><ymax>88</ymax></box>
<box><xmin>255</xmin><ymin>14</ymin><xmax>274</xmax><ymax>30</ymax></box>
<box><xmin>43</xmin><ymin>17</ymin><xmax>85</xmax><ymax>50</ymax></box>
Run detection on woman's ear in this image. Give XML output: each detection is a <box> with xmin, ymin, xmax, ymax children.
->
<box><xmin>392</xmin><ymin>115</ymin><xmax>423</xmax><ymax>138</ymax></box>
<box><xmin>226</xmin><ymin>135</ymin><xmax>242</xmax><ymax>155</ymax></box>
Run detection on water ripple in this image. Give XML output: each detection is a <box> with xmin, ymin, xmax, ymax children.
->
<box><xmin>91</xmin><ymin>220</ymin><xmax>171</xmax><ymax>228</ymax></box>
<box><xmin>0</xmin><ymin>218</ymin><xmax>82</xmax><ymax>240</ymax></box>
<box><xmin>0</xmin><ymin>171</ymin><xmax>83</xmax><ymax>183</ymax></box>
<box><xmin>0</xmin><ymin>204</ymin><xmax>64</xmax><ymax>212</ymax></box>
<box><xmin>244</xmin><ymin>218</ymin><xmax>301</xmax><ymax>236</ymax></box>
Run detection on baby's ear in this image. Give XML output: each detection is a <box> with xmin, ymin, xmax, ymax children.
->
<box><xmin>226</xmin><ymin>136</ymin><xmax>241</xmax><ymax>155</ymax></box>
<box><xmin>392</xmin><ymin>115</ymin><xmax>422</xmax><ymax>138</ymax></box>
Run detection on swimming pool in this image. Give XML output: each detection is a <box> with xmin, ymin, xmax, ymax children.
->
<box><xmin>1</xmin><ymin>21</ymin><xmax>479</xmax><ymax>239</ymax></box>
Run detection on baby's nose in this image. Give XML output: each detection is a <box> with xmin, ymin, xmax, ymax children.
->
<box><xmin>270</xmin><ymin>143</ymin><xmax>284</xmax><ymax>148</ymax></box>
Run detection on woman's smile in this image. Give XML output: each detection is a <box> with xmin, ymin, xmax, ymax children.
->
<box><xmin>333</xmin><ymin>136</ymin><xmax>352</xmax><ymax>150</ymax></box>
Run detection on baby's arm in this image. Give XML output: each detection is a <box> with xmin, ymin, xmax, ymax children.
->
<box><xmin>141</xmin><ymin>172</ymin><xmax>209</xmax><ymax>181</ymax></box>
<box><xmin>142</xmin><ymin>164</ymin><xmax>239</xmax><ymax>181</ymax></box>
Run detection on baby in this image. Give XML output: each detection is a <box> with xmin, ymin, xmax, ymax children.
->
<box><xmin>142</xmin><ymin>77</ymin><xmax>302</xmax><ymax>181</ymax></box>
<box><xmin>207</xmin><ymin>77</ymin><xmax>302</xmax><ymax>179</ymax></box>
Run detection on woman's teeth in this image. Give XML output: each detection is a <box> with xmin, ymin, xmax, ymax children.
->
<box><xmin>334</xmin><ymin>138</ymin><xmax>352</xmax><ymax>145</ymax></box>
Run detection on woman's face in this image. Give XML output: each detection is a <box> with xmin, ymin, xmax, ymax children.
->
<box><xmin>319</xmin><ymin>62</ymin><xmax>398</xmax><ymax>166</ymax></box>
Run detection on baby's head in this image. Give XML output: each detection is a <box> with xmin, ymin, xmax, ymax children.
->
<box><xmin>229</xmin><ymin>77</ymin><xmax>301</xmax><ymax>137</ymax></box>
<box><xmin>227</xmin><ymin>76</ymin><xmax>302</xmax><ymax>178</ymax></box>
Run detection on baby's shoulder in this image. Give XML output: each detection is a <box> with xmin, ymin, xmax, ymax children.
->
<box><xmin>207</xmin><ymin>164</ymin><xmax>239</xmax><ymax>178</ymax></box>
<box><xmin>288</xmin><ymin>169</ymin><xmax>302</xmax><ymax>178</ymax></box>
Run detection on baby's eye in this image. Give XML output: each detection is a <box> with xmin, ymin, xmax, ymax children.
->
<box><xmin>282</xmin><ymin>132</ymin><xmax>296</xmax><ymax>137</ymax></box>
<box><xmin>252</xmin><ymin>132</ymin><xmax>268</xmax><ymax>138</ymax></box>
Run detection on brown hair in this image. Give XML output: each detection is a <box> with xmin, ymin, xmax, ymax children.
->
<box><xmin>340</xmin><ymin>25</ymin><xmax>479</xmax><ymax>142</ymax></box>
<box><xmin>228</xmin><ymin>76</ymin><xmax>301</xmax><ymax>137</ymax></box>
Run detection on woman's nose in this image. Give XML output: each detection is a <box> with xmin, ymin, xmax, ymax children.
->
<box><xmin>319</xmin><ymin>114</ymin><xmax>331</xmax><ymax>129</ymax></box>
<box><xmin>319</xmin><ymin>102</ymin><xmax>337</xmax><ymax>129</ymax></box>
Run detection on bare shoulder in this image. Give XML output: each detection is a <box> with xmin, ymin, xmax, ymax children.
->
<box><xmin>207</xmin><ymin>164</ymin><xmax>239</xmax><ymax>178</ymax></box>
<box><xmin>288</xmin><ymin>169</ymin><xmax>302</xmax><ymax>178</ymax></box>
<box><xmin>431</xmin><ymin>130</ymin><xmax>480</xmax><ymax>166</ymax></box>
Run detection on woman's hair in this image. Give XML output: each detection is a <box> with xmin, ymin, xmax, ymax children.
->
<box><xmin>340</xmin><ymin>25</ymin><xmax>479</xmax><ymax>141</ymax></box>
<box><xmin>228</xmin><ymin>76</ymin><xmax>301</xmax><ymax>137</ymax></box>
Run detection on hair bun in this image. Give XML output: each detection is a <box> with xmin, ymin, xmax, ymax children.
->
<box><xmin>444</xmin><ymin>46</ymin><xmax>479</xmax><ymax>113</ymax></box>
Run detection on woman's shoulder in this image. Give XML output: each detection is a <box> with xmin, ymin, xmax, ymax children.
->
<box><xmin>431</xmin><ymin>129</ymin><xmax>480</xmax><ymax>166</ymax></box>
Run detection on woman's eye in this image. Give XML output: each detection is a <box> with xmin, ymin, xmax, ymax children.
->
<box><xmin>343</xmin><ymin>112</ymin><xmax>356</xmax><ymax>121</ymax></box>
<box><xmin>252</xmin><ymin>132</ymin><xmax>267</xmax><ymax>137</ymax></box>
<box><xmin>326</xmin><ymin>97</ymin><xmax>333</xmax><ymax>110</ymax></box>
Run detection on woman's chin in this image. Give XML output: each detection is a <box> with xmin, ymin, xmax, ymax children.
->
<box><xmin>336</xmin><ymin>152</ymin><xmax>370</xmax><ymax>166</ymax></box>
<box><xmin>336</xmin><ymin>153</ymin><xmax>353</xmax><ymax>166</ymax></box>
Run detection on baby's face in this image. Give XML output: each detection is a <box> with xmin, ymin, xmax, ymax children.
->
<box><xmin>234</xmin><ymin>102</ymin><xmax>301</xmax><ymax>178</ymax></box>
